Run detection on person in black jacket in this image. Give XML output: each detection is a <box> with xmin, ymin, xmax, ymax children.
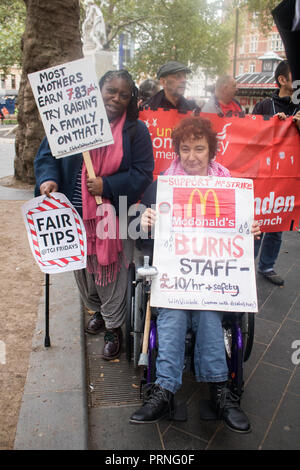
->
<box><xmin>142</xmin><ymin>61</ymin><xmax>199</xmax><ymax>113</ymax></box>
<box><xmin>253</xmin><ymin>60</ymin><xmax>300</xmax><ymax>286</ymax></box>
<box><xmin>272</xmin><ymin>0</ymin><xmax>300</xmax><ymax>85</ymax></box>
<box><xmin>253</xmin><ymin>61</ymin><xmax>300</xmax><ymax>117</ymax></box>
<box><xmin>272</xmin><ymin>0</ymin><xmax>300</xmax><ymax>129</ymax></box>
<box><xmin>34</xmin><ymin>70</ymin><xmax>154</xmax><ymax>360</ymax></box>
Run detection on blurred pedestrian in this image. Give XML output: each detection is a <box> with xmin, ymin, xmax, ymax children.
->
<box><xmin>138</xmin><ymin>79</ymin><xmax>160</xmax><ymax>107</ymax></box>
<box><xmin>202</xmin><ymin>75</ymin><xmax>243</xmax><ymax>116</ymax></box>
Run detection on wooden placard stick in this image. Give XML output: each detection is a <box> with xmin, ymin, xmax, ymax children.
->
<box><xmin>82</xmin><ymin>150</ymin><xmax>102</xmax><ymax>205</ymax></box>
<box><xmin>138</xmin><ymin>299</ymin><xmax>151</xmax><ymax>367</ymax></box>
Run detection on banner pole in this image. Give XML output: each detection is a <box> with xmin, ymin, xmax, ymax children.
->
<box><xmin>82</xmin><ymin>151</ymin><xmax>102</xmax><ymax>205</ymax></box>
<box><xmin>44</xmin><ymin>273</ymin><xmax>51</xmax><ymax>347</ymax></box>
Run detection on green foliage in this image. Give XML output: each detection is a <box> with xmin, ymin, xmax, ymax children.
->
<box><xmin>1</xmin><ymin>0</ymin><xmax>236</xmax><ymax>80</ymax></box>
<box><xmin>0</xmin><ymin>0</ymin><xmax>26</xmax><ymax>75</ymax></box>
<box><xmin>2</xmin><ymin>119</ymin><xmax>17</xmax><ymax>124</ymax></box>
<box><xmin>84</xmin><ymin>0</ymin><xmax>233</xmax><ymax>79</ymax></box>
<box><xmin>241</xmin><ymin>0</ymin><xmax>280</xmax><ymax>33</ymax></box>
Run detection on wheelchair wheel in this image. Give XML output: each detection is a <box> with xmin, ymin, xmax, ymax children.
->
<box><xmin>148</xmin><ymin>349</ymin><xmax>157</xmax><ymax>383</ymax></box>
<box><xmin>242</xmin><ymin>313</ymin><xmax>255</xmax><ymax>362</ymax></box>
<box><xmin>141</xmin><ymin>318</ymin><xmax>158</xmax><ymax>384</ymax></box>
<box><xmin>223</xmin><ymin>315</ymin><xmax>244</xmax><ymax>397</ymax></box>
<box><xmin>133</xmin><ymin>281</ymin><xmax>145</xmax><ymax>367</ymax></box>
<box><xmin>125</xmin><ymin>263</ymin><xmax>135</xmax><ymax>362</ymax></box>
<box><xmin>147</xmin><ymin>337</ymin><xmax>157</xmax><ymax>383</ymax></box>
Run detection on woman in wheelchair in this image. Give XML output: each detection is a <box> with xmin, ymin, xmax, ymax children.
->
<box><xmin>129</xmin><ymin>115</ymin><xmax>261</xmax><ymax>433</ymax></box>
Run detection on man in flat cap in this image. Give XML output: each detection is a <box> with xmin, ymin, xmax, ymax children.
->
<box><xmin>142</xmin><ymin>61</ymin><xmax>199</xmax><ymax>112</ymax></box>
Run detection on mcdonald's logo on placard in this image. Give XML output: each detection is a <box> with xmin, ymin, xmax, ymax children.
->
<box><xmin>187</xmin><ymin>189</ymin><xmax>220</xmax><ymax>218</ymax></box>
<box><xmin>172</xmin><ymin>187</ymin><xmax>236</xmax><ymax>229</ymax></box>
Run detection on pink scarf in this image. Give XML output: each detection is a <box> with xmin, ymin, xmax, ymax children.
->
<box><xmin>81</xmin><ymin>112</ymin><xmax>126</xmax><ymax>286</ymax></box>
<box><xmin>164</xmin><ymin>156</ymin><xmax>231</xmax><ymax>177</ymax></box>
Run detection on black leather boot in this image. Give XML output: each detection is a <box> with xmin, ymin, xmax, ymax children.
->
<box><xmin>85</xmin><ymin>311</ymin><xmax>105</xmax><ymax>334</ymax></box>
<box><xmin>102</xmin><ymin>328</ymin><xmax>122</xmax><ymax>360</ymax></box>
<box><xmin>129</xmin><ymin>384</ymin><xmax>174</xmax><ymax>424</ymax></box>
<box><xmin>209</xmin><ymin>382</ymin><xmax>251</xmax><ymax>433</ymax></box>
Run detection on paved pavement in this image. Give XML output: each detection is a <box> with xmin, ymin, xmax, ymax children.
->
<box><xmin>1</xmin><ymin>130</ymin><xmax>300</xmax><ymax>451</ymax></box>
<box><xmin>0</xmin><ymin>133</ymin><xmax>88</xmax><ymax>450</ymax></box>
<box><xmin>86</xmin><ymin>232</ymin><xmax>300</xmax><ymax>451</ymax></box>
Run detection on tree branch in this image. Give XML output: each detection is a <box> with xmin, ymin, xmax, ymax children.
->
<box><xmin>105</xmin><ymin>12</ymin><xmax>163</xmax><ymax>48</ymax></box>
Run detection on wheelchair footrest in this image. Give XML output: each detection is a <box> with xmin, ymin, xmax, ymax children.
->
<box><xmin>170</xmin><ymin>400</ymin><xmax>188</xmax><ymax>422</ymax></box>
<box><xmin>199</xmin><ymin>400</ymin><xmax>219</xmax><ymax>420</ymax></box>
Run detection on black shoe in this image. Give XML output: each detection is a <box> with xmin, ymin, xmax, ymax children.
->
<box><xmin>101</xmin><ymin>328</ymin><xmax>122</xmax><ymax>360</ymax></box>
<box><xmin>85</xmin><ymin>311</ymin><xmax>105</xmax><ymax>334</ymax></box>
<box><xmin>129</xmin><ymin>384</ymin><xmax>174</xmax><ymax>424</ymax></box>
<box><xmin>209</xmin><ymin>382</ymin><xmax>251</xmax><ymax>433</ymax></box>
<box><xmin>258</xmin><ymin>269</ymin><xmax>284</xmax><ymax>286</ymax></box>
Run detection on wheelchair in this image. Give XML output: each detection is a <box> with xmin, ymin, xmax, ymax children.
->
<box><xmin>125</xmin><ymin>255</ymin><xmax>255</xmax><ymax>402</ymax></box>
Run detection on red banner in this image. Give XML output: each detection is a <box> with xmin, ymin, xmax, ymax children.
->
<box><xmin>139</xmin><ymin>109</ymin><xmax>300</xmax><ymax>232</ymax></box>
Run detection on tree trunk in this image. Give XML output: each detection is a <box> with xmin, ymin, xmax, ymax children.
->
<box><xmin>14</xmin><ymin>0</ymin><xmax>83</xmax><ymax>184</ymax></box>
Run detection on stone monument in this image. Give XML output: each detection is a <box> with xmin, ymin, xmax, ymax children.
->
<box><xmin>82</xmin><ymin>0</ymin><xmax>115</xmax><ymax>79</ymax></box>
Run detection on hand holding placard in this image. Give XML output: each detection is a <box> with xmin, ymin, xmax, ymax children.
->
<box><xmin>83</xmin><ymin>151</ymin><xmax>102</xmax><ymax>205</ymax></box>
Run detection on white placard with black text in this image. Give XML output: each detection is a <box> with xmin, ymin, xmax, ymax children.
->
<box><xmin>28</xmin><ymin>56</ymin><xmax>113</xmax><ymax>157</ymax></box>
<box><xmin>22</xmin><ymin>192</ymin><xmax>86</xmax><ymax>274</ymax></box>
<box><xmin>150</xmin><ymin>175</ymin><xmax>258</xmax><ymax>312</ymax></box>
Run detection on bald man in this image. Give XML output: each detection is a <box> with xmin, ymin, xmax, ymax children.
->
<box><xmin>202</xmin><ymin>75</ymin><xmax>243</xmax><ymax>116</ymax></box>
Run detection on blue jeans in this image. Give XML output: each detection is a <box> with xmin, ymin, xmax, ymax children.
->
<box><xmin>155</xmin><ymin>308</ymin><xmax>228</xmax><ymax>394</ymax></box>
<box><xmin>254</xmin><ymin>232</ymin><xmax>282</xmax><ymax>272</ymax></box>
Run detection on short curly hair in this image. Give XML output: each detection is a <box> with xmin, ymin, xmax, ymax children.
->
<box><xmin>172</xmin><ymin>115</ymin><xmax>217</xmax><ymax>161</ymax></box>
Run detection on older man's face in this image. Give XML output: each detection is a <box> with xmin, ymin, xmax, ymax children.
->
<box><xmin>224</xmin><ymin>79</ymin><xmax>237</xmax><ymax>101</ymax></box>
<box><xmin>160</xmin><ymin>71</ymin><xmax>187</xmax><ymax>98</ymax></box>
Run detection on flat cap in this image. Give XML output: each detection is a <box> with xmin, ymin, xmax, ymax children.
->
<box><xmin>157</xmin><ymin>61</ymin><xmax>191</xmax><ymax>79</ymax></box>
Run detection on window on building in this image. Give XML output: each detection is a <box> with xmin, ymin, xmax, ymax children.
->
<box><xmin>249</xmin><ymin>35</ymin><xmax>258</xmax><ymax>53</ymax></box>
<box><xmin>249</xmin><ymin>63</ymin><xmax>256</xmax><ymax>73</ymax></box>
<box><xmin>1</xmin><ymin>75</ymin><xmax>5</xmax><ymax>89</ymax></box>
<box><xmin>11</xmin><ymin>75</ymin><xmax>16</xmax><ymax>89</ymax></box>
<box><xmin>239</xmin><ymin>64</ymin><xmax>244</xmax><ymax>75</ymax></box>
<box><xmin>239</xmin><ymin>39</ymin><xmax>245</xmax><ymax>54</ymax></box>
<box><xmin>270</xmin><ymin>33</ymin><xmax>284</xmax><ymax>52</ymax></box>
<box><xmin>250</xmin><ymin>12</ymin><xmax>259</xmax><ymax>29</ymax></box>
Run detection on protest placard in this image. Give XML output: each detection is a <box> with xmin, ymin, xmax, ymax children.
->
<box><xmin>28</xmin><ymin>56</ymin><xmax>113</xmax><ymax>158</ymax></box>
<box><xmin>150</xmin><ymin>175</ymin><xmax>258</xmax><ymax>312</ymax></box>
<box><xmin>139</xmin><ymin>108</ymin><xmax>300</xmax><ymax>232</ymax></box>
<box><xmin>22</xmin><ymin>193</ymin><xmax>87</xmax><ymax>274</ymax></box>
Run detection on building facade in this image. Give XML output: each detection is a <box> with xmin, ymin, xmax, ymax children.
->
<box><xmin>229</xmin><ymin>12</ymin><xmax>286</xmax><ymax>113</ymax></box>
<box><xmin>0</xmin><ymin>65</ymin><xmax>21</xmax><ymax>95</ymax></box>
<box><xmin>230</xmin><ymin>13</ymin><xmax>285</xmax><ymax>77</ymax></box>
<box><xmin>0</xmin><ymin>65</ymin><xmax>21</xmax><ymax>113</ymax></box>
